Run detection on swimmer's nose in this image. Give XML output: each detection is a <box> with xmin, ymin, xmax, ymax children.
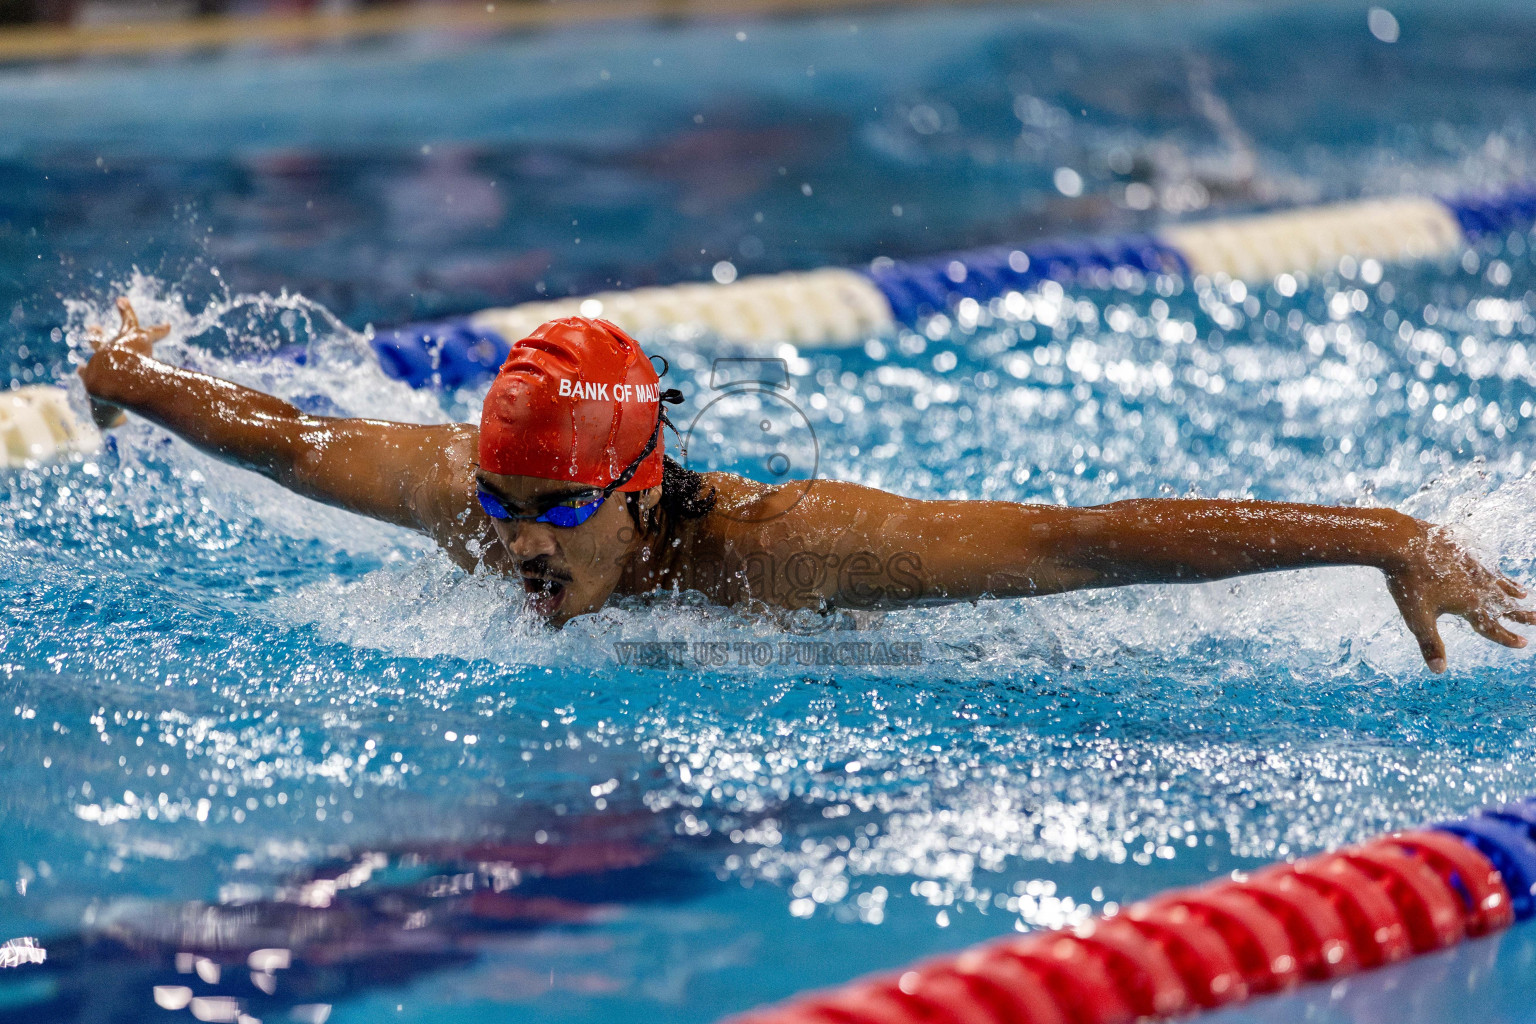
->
<box><xmin>506</xmin><ymin>521</ymin><xmax>560</xmax><ymax>562</ymax></box>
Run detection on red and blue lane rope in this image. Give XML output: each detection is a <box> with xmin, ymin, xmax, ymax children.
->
<box><xmin>722</xmin><ymin>800</ymin><xmax>1536</xmax><ymax>1024</ymax></box>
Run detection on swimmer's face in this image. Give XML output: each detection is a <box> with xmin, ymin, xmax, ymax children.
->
<box><xmin>475</xmin><ymin>470</ymin><xmax>654</xmax><ymax>627</ymax></box>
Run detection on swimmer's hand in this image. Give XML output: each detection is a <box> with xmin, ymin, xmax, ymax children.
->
<box><xmin>69</xmin><ymin>295</ymin><xmax>488</xmax><ymax>569</ymax></box>
<box><xmin>78</xmin><ymin>297</ymin><xmax>170</xmax><ymax>429</ymax></box>
<box><xmin>1385</xmin><ymin>526</ymin><xmax>1534</xmax><ymax>673</ymax></box>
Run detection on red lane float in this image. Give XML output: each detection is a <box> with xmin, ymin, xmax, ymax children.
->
<box><xmin>1281</xmin><ymin>854</ymin><xmax>1411</xmax><ymax>967</ymax></box>
<box><xmin>726</xmin><ymin>820</ymin><xmax>1523</xmax><ymax>1024</ymax></box>
<box><xmin>1384</xmin><ymin>830</ymin><xmax>1513</xmax><ymax>935</ymax></box>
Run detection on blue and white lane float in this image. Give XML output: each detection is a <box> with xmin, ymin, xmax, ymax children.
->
<box><xmin>369</xmin><ymin>184</ymin><xmax>1536</xmax><ymax>391</ymax></box>
<box><xmin>721</xmin><ymin>798</ymin><xmax>1536</xmax><ymax>1024</ymax></box>
<box><xmin>0</xmin><ymin>385</ymin><xmax>100</xmax><ymax>469</ymax></box>
<box><xmin>5</xmin><ymin>184</ymin><xmax>1534</xmax><ymax>467</ymax></box>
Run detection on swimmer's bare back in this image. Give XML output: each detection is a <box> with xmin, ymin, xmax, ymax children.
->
<box><xmin>81</xmin><ymin>299</ymin><xmax>1533</xmax><ymax>670</ymax></box>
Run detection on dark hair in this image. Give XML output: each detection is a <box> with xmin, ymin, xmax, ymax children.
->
<box><xmin>626</xmin><ymin>454</ymin><xmax>716</xmax><ymax>536</ymax></box>
<box><xmin>660</xmin><ymin>454</ymin><xmax>716</xmax><ymax>519</ymax></box>
<box><xmin>623</xmin><ymin>354</ymin><xmax>713</xmax><ymax>535</ymax></box>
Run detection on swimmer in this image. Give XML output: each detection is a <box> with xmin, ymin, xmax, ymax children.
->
<box><xmin>79</xmin><ymin>298</ymin><xmax>1534</xmax><ymax>671</ymax></box>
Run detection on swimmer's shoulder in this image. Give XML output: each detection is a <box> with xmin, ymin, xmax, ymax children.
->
<box><xmin>690</xmin><ymin>472</ymin><xmax>848</xmax><ymax>544</ymax></box>
<box><xmin>699</xmin><ymin>473</ymin><xmax>897</xmax><ymax>529</ymax></box>
<box><xmin>694</xmin><ymin>472</ymin><xmax>779</xmax><ymax>529</ymax></box>
<box><xmin>670</xmin><ymin>474</ymin><xmax>897</xmax><ymax>607</ymax></box>
<box><xmin>690</xmin><ymin>475</ymin><xmax>926</xmax><ymax>567</ymax></box>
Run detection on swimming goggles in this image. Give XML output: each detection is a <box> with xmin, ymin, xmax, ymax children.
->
<box><xmin>477</xmin><ymin>408</ymin><xmax>664</xmax><ymax>529</ymax></box>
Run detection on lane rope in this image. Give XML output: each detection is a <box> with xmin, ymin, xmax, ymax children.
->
<box><xmin>722</xmin><ymin>800</ymin><xmax>1536</xmax><ymax>1024</ymax></box>
<box><xmin>367</xmin><ymin>184</ymin><xmax>1536</xmax><ymax>387</ymax></box>
<box><xmin>9</xmin><ymin>185</ymin><xmax>1534</xmax><ymax>462</ymax></box>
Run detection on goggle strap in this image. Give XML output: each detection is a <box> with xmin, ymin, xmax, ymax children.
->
<box><xmin>604</xmin><ymin>404</ymin><xmax>668</xmax><ymax>493</ymax></box>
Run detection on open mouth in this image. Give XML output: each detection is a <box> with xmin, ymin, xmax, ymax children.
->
<box><xmin>520</xmin><ymin>573</ymin><xmax>569</xmax><ymax>618</ymax></box>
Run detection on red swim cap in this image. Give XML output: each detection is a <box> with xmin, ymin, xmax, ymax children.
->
<box><xmin>478</xmin><ymin>317</ymin><xmax>665</xmax><ymax>491</ymax></box>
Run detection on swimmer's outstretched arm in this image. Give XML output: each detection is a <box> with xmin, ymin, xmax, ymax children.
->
<box><xmin>764</xmin><ymin>481</ymin><xmax>1533</xmax><ymax>671</ymax></box>
<box><xmin>77</xmin><ymin>299</ymin><xmax>482</xmax><ymax>555</ymax></box>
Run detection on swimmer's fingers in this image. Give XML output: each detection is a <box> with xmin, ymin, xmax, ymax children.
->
<box><xmin>1471</xmin><ymin>609</ymin><xmax>1528</xmax><ymax>650</ymax></box>
<box><xmin>101</xmin><ymin>298</ymin><xmax>168</xmax><ymax>353</ymax></box>
<box><xmin>115</xmin><ymin>296</ymin><xmax>140</xmax><ymax>332</ymax></box>
<box><xmin>1390</xmin><ymin>577</ymin><xmax>1446</xmax><ymax>672</ymax></box>
<box><xmin>1506</xmin><ymin>607</ymin><xmax>1536</xmax><ymax>627</ymax></box>
<box><xmin>1411</xmin><ymin>616</ymin><xmax>1447</xmax><ymax>673</ymax></box>
<box><xmin>1499</xmin><ymin>575</ymin><xmax>1528</xmax><ymax>600</ymax></box>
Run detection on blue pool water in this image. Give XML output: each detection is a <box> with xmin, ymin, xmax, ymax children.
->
<box><xmin>4</xmin><ymin>1</ymin><xmax>1536</xmax><ymax>1021</ymax></box>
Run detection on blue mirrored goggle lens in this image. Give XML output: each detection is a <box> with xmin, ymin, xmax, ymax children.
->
<box><xmin>477</xmin><ymin>489</ymin><xmax>606</xmax><ymax>528</ymax></box>
<box><xmin>477</xmin><ymin>490</ymin><xmax>511</xmax><ymax>520</ymax></box>
<box><xmin>538</xmin><ymin>497</ymin><xmax>604</xmax><ymax>528</ymax></box>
